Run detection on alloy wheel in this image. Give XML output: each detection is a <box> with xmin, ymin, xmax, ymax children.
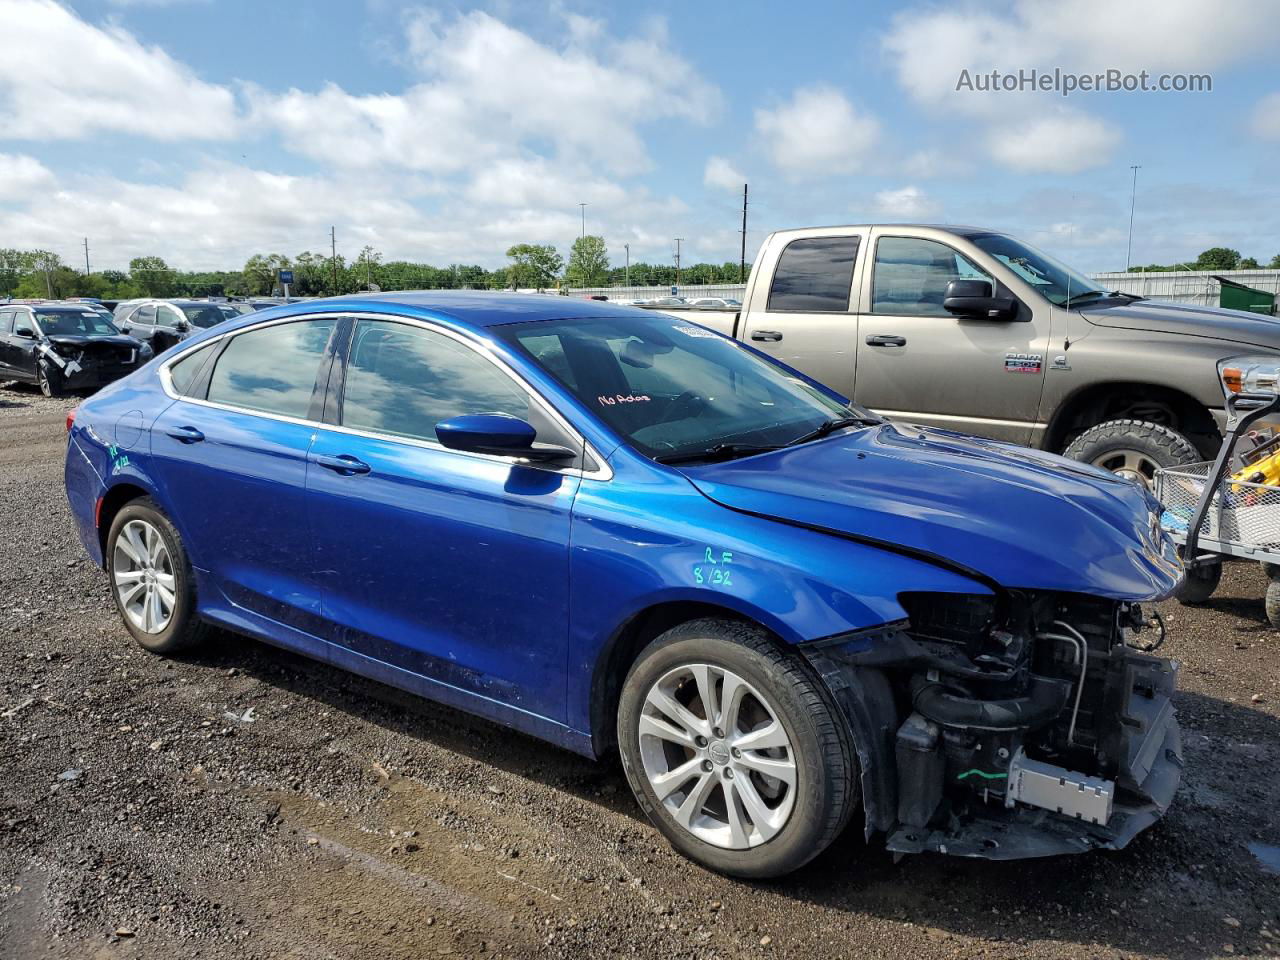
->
<box><xmin>1091</xmin><ymin>448</ymin><xmax>1160</xmax><ymax>486</ymax></box>
<box><xmin>637</xmin><ymin>663</ymin><xmax>797</xmax><ymax>850</ymax></box>
<box><xmin>113</xmin><ymin>519</ymin><xmax>176</xmax><ymax>634</ymax></box>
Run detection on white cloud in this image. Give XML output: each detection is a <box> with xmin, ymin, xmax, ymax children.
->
<box><xmin>986</xmin><ymin>110</ymin><xmax>1121</xmax><ymax>174</ymax></box>
<box><xmin>754</xmin><ymin>85</ymin><xmax>880</xmax><ymax>178</ymax></box>
<box><xmin>248</xmin><ymin>10</ymin><xmax>719</xmax><ymax>177</ymax></box>
<box><xmin>0</xmin><ymin>0</ymin><xmax>237</xmax><ymax>140</ymax></box>
<box><xmin>703</xmin><ymin>156</ymin><xmax>746</xmax><ymax>190</ymax></box>
<box><xmin>871</xmin><ymin>186</ymin><xmax>940</xmax><ymax>220</ymax></box>
<box><xmin>0</xmin><ymin>153</ymin><xmax>55</xmax><ymax>201</ymax></box>
<box><xmin>1253</xmin><ymin>92</ymin><xmax>1280</xmax><ymax>140</ymax></box>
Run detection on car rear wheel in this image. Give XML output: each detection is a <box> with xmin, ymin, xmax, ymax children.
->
<box><xmin>1062</xmin><ymin>419</ymin><xmax>1200</xmax><ymax>487</ymax></box>
<box><xmin>106</xmin><ymin>498</ymin><xmax>210</xmax><ymax>654</ymax></box>
<box><xmin>617</xmin><ymin>619</ymin><xmax>857</xmax><ymax>878</ymax></box>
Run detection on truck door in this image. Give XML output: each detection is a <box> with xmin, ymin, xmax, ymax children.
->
<box><xmin>738</xmin><ymin>233</ymin><xmax>865</xmax><ymax>399</ymax></box>
<box><xmin>853</xmin><ymin>232</ymin><xmax>1049</xmax><ymax>444</ymax></box>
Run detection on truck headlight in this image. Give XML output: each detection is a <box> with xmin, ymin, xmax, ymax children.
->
<box><xmin>1218</xmin><ymin>356</ymin><xmax>1280</xmax><ymax>399</ymax></box>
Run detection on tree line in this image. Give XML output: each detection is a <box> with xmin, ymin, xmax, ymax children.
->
<box><xmin>1</xmin><ymin>237</ymin><xmax>750</xmax><ymax>301</ymax></box>
<box><xmin>1127</xmin><ymin>247</ymin><xmax>1280</xmax><ymax>273</ymax></box>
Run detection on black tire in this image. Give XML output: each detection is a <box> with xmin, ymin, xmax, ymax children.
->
<box><xmin>1062</xmin><ymin>419</ymin><xmax>1199</xmax><ymax>487</ymax></box>
<box><xmin>617</xmin><ymin>619</ymin><xmax>857</xmax><ymax>879</ymax></box>
<box><xmin>37</xmin><ymin>363</ymin><xmax>63</xmax><ymax>397</ymax></box>
<box><xmin>1267</xmin><ymin>581</ymin><xmax>1280</xmax><ymax>630</ymax></box>
<box><xmin>1176</xmin><ymin>561</ymin><xmax>1221</xmax><ymax>604</ymax></box>
<box><xmin>105</xmin><ymin>497</ymin><xmax>210</xmax><ymax>654</ymax></box>
<box><xmin>1262</xmin><ymin>562</ymin><xmax>1280</xmax><ymax>581</ymax></box>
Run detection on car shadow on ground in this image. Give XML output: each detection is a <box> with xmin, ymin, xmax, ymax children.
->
<box><xmin>179</xmin><ymin>634</ymin><xmax>1279</xmax><ymax>960</ymax></box>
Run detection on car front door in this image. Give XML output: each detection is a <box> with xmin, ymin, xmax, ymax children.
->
<box><xmin>150</xmin><ymin>316</ymin><xmax>340</xmax><ymax>637</ymax></box>
<box><xmin>737</xmin><ymin>232</ymin><xmax>865</xmax><ymax>399</ymax></box>
<box><xmin>119</xmin><ymin>304</ymin><xmax>157</xmax><ymax>344</ymax></box>
<box><xmin>10</xmin><ymin>310</ymin><xmax>41</xmax><ymax>382</ymax></box>
<box><xmin>153</xmin><ymin>305</ymin><xmax>187</xmax><ymax>350</ymax></box>
<box><xmin>853</xmin><ymin>232</ymin><xmax>1049</xmax><ymax>444</ymax></box>
<box><xmin>306</xmin><ymin>316</ymin><xmax>582</xmax><ymax>723</ymax></box>
<box><xmin>0</xmin><ymin>310</ymin><xmax>15</xmax><ymax>377</ymax></box>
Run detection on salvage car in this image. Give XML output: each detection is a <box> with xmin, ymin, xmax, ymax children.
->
<box><xmin>64</xmin><ymin>293</ymin><xmax>1183</xmax><ymax>877</ymax></box>
<box><xmin>0</xmin><ymin>302</ymin><xmax>150</xmax><ymax>396</ymax></box>
<box><xmin>115</xmin><ymin>299</ymin><xmax>234</xmax><ymax>352</ymax></box>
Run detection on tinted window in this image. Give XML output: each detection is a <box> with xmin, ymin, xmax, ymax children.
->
<box><xmin>155</xmin><ymin>305</ymin><xmax>183</xmax><ymax>328</ymax></box>
<box><xmin>207</xmin><ymin>319</ymin><xmax>335</xmax><ymax>418</ymax></box>
<box><xmin>168</xmin><ymin>343</ymin><xmax>216</xmax><ymax>396</ymax></box>
<box><xmin>180</xmin><ymin>304</ymin><xmax>231</xmax><ymax>328</ymax></box>
<box><xmin>34</xmin><ymin>310</ymin><xmax>119</xmax><ymax>337</ymax></box>
<box><xmin>341</xmin><ymin>320</ymin><xmax>529</xmax><ymax>443</ymax></box>
<box><xmin>767</xmin><ymin>236</ymin><xmax>859</xmax><ymax>312</ymax></box>
<box><xmin>133</xmin><ymin>305</ymin><xmax>156</xmax><ymax>326</ymax></box>
<box><xmin>0</xmin><ymin>311</ymin><xmax>13</xmax><ymax>335</ymax></box>
<box><xmin>871</xmin><ymin>237</ymin><xmax>993</xmax><ymax>316</ymax></box>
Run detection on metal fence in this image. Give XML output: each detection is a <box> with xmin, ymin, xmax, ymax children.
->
<box><xmin>1090</xmin><ymin>269</ymin><xmax>1280</xmax><ymax>308</ymax></box>
<box><xmin>562</xmin><ymin>283</ymin><xmax>748</xmax><ymax>301</ymax></box>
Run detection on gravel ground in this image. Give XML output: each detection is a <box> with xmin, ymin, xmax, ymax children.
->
<box><xmin>1</xmin><ymin>383</ymin><xmax>1278</xmax><ymax>960</ymax></box>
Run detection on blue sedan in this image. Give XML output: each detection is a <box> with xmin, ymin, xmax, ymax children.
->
<box><xmin>64</xmin><ymin>292</ymin><xmax>1184</xmax><ymax>877</ymax></box>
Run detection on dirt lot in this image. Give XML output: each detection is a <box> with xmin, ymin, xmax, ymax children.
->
<box><xmin>1</xmin><ymin>384</ymin><xmax>1278</xmax><ymax>960</ymax></box>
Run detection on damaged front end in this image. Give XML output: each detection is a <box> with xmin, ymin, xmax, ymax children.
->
<box><xmin>807</xmin><ymin>590</ymin><xmax>1182</xmax><ymax>860</ymax></box>
<box><xmin>40</xmin><ymin>336</ymin><xmax>147</xmax><ymax>389</ymax></box>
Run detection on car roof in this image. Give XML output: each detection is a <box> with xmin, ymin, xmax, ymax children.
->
<box><xmin>277</xmin><ymin>290</ymin><xmax>656</xmax><ymax>329</ymax></box>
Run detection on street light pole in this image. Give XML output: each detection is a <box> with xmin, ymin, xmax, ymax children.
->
<box><xmin>579</xmin><ymin>202</ymin><xmax>587</xmax><ymax>239</ymax></box>
<box><xmin>624</xmin><ymin>243</ymin><xmax>630</xmax><ymax>288</ymax></box>
<box><xmin>674</xmin><ymin>238</ymin><xmax>684</xmax><ymax>290</ymax></box>
<box><xmin>1126</xmin><ymin>164</ymin><xmax>1141</xmax><ymax>270</ymax></box>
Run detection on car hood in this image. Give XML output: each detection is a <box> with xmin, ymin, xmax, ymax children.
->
<box><xmin>46</xmin><ymin>334</ymin><xmax>142</xmax><ymax>349</ymax></box>
<box><xmin>679</xmin><ymin>423</ymin><xmax>1182</xmax><ymax>601</ymax></box>
<box><xmin>1082</xmin><ymin>299</ymin><xmax>1280</xmax><ymax>349</ymax></box>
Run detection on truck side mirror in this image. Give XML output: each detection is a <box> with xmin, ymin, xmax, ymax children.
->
<box><xmin>14</xmin><ymin>326</ymin><xmax>35</xmax><ymax>338</ymax></box>
<box><xmin>943</xmin><ymin>279</ymin><xmax>1017</xmax><ymax>321</ymax></box>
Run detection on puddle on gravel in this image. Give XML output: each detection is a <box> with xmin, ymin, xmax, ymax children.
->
<box><xmin>1248</xmin><ymin>842</ymin><xmax>1280</xmax><ymax>875</ymax></box>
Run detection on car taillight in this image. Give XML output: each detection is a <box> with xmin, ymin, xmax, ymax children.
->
<box><xmin>66</xmin><ymin>408</ymin><xmax>77</xmax><ymax>433</ymax></box>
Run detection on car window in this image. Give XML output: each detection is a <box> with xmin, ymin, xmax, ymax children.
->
<box><xmin>34</xmin><ymin>310</ymin><xmax>120</xmax><ymax>337</ymax></box>
<box><xmin>206</xmin><ymin>318</ymin><xmax>336</xmax><ymax>419</ymax></box>
<box><xmin>871</xmin><ymin>237</ymin><xmax>993</xmax><ymax>317</ymax></box>
<box><xmin>168</xmin><ymin>342</ymin><xmax>217</xmax><ymax>396</ymax></box>
<box><xmin>0</xmin><ymin>311</ymin><xmax>13</xmax><ymax>335</ymax></box>
<box><xmin>155</xmin><ymin>305</ymin><xmax>182</xmax><ymax>328</ymax></box>
<box><xmin>767</xmin><ymin>236</ymin><xmax>860</xmax><ymax>312</ymax></box>
<box><xmin>133</xmin><ymin>304</ymin><xmax>156</xmax><ymax>326</ymax></box>
<box><xmin>341</xmin><ymin>319</ymin><xmax>530</xmax><ymax>443</ymax></box>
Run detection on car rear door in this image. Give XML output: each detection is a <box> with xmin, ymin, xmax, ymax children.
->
<box><xmin>0</xmin><ymin>310</ymin><xmax>15</xmax><ymax>377</ymax></box>
<box><xmin>150</xmin><ymin>315</ymin><xmax>340</xmax><ymax>637</ymax></box>
<box><xmin>853</xmin><ymin>231</ymin><xmax>1049</xmax><ymax>444</ymax></box>
<box><xmin>737</xmin><ymin>231</ymin><xmax>866</xmax><ymax>399</ymax></box>
<box><xmin>119</xmin><ymin>304</ymin><xmax>157</xmax><ymax>344</ymax></box>
<box><xmin>305</xmin><ymin>316</ymin><xmax>582</xmax><ymax>724</ymax></box>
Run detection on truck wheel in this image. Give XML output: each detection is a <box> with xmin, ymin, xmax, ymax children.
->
<box><xmin>617</xmin><ymin>619</ymin><xmax>857</xmax><ymax>878</ymax></box>
<box><xmin>38</xmin><ymin>363</ymin><xmax>63</xmax><ymax>398</ymax></box>
<box><xmin>106</xmin><ymin>498</ymin><xmax>210</xmax><ymax>654</ymax></box>
<box><xmin>1266</xmin><ymin>581</ymin><xmax>1280</xmax><ymax>630</ymax></box>
<box><xmin>1062</xmin><ymin>419</ymin><xmax>1199</xmax><ymax>487</ymax></box>
<box><xmin>1176</xmin><ymin>561</ymin><xmax>1221</xmax><ymax>604</ymax></box>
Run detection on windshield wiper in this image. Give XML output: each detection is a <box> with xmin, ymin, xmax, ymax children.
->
<box><xmin>654</xmin><ymin>443</ymin><xmax>784</xmax><ymax>465</ymax></box>
<box><xmin>786</xmin><ymin>415</ymin><xmax>880</xmax><ymax>447</ymax></box>
<box><xmin>1062</xmin><ymin>290</ymin><xmax>1107</xmax><ymax>307</ymax></box>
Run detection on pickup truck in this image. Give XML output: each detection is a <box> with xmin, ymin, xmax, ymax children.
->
<box><xmin>665</xmin><ymin>224</ymin><xmax>1279</xmax><ymax>489</ymax></box>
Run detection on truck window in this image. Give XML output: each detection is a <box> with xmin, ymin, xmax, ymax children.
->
<box><xmin>766</xmin><ymin>236</ymin><xmax>860</xmax><ymax>313</ymax></box>
<box><xmin>871</xmin><ymin>237</ymin><xmax>992</xmax><ymax>317</ymax></box>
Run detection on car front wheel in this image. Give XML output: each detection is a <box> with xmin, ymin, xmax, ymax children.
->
<box><xmin>106</xmin><ymin>498</ymin><xmax>210</xmax><ymax>654</ymax></box>
<box><xmin>1062</xmin><ymin>418</ymin><xmax>1200</xmax><ymax>487</ymax></box>
<box><xmin>38</xmin><ymin>363</ymin><xmax>63</xmax><ymax>397</ymax></box>
<box><xmin>617</xmin><ymin>619</ymin><xmax>857</xmax><ymax>878</ymax></box>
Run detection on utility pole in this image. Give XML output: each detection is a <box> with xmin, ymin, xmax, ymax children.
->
<box><xmin>579</xmin><ymin>202</ymin><xmax>587</xmax><ymax>239</ymax></box>
<box><xmin>330</xmin><ymin>226</ymin><xmax>339</xmax><ymax>293</ymax></box>
<box><xmin>624</xmin><ymin>243</ymin><xmax>630</xmax><ymax>288</ymax></box>
<box><xmin>674</xmin><ymin>238</ymin><xmax>684</xmax><ymax>289</ymax></box>
<box><xmin>83</xmin><ymin>237</ymin><xmax>90</xmax><ymax>275</ymax></box>
<box><xmin>739</xmin><ymin>184</ymin><xmax>748</xmax><ymax>283</ymax></box>
<box><xmin>1125</xmin><ymin>165</ymin><xmax>1141</xmax><ymax>270</ymax></box>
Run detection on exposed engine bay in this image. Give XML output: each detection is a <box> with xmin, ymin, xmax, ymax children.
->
<box><xmin>807</xmin><ymin>590</ymin><xmax>1183</xmax><ymax>860</ymax></box>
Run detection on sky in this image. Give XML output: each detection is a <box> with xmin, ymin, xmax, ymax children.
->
<box><xmin>0</xmin><ymin>0</ymin><xmax>1277</xmax><ymax>275</ymax></box>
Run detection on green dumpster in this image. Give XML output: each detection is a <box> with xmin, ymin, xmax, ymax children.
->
<box><xmin>1215</xmin><ymin>275</ymin><xmax>1277</xmax><ymax>316</ymax></box>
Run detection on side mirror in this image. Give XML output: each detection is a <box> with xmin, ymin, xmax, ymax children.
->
<box><xmin>175</xmin><ymin>320</ymin><xmax>191</xmax><ymax>332</ymax></box>
<box><xmin>943</xmin><ymin>279</ymin><xmax>1017</xmax><ymax>320</ymax></box>
<box><xmin>435</xmin><ymin>414</ymin><xmax>577</xmax><ymax>463</ymax></box>
<box><xmin>14</xmin><ymin>326</ymin><xmax>35</xmax><ymax>339</ymax></box>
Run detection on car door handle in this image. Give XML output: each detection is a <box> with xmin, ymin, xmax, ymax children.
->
<box><xmin>865</xmin><ymin>335</ymin><xmax>907</xmax><ymax>347</ymax></box>
<box><xmin>165</xmin><ymin>426</ymin><xmax>204</xmax><ymax>443</ymax></box>
<box><xmin>313</xmin><ymin>454</ymin><xmax>371</xmax><ymax>476</ymax></box>
<box><xmin>751</xmin><ymin>330</ymin><xmax>784</xmax><ymax>342</ymax></box>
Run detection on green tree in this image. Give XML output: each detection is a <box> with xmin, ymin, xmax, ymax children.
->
<box><xmin>1239</xmin><ymin>257</ymin><xmax>1261</xmax><ymax>269</ymax></box>
<box><xmin>242</xmin><ymin>254</ymin><xmax>292</xmax><ymax>296</ymax></box>
<box><xmin>1270</xmin><ymin>254</ymin><xmax>1280</xmax><ymax>269</ymax></box>
<box><xmin>1194</xmin><ymin>247</ymin><xmax>1241</xmax><ymax>271</ymax></box>
<box><xmin>567</xmin><ymin>235</ymin><xmax>609</xmax><ymax>287</ymax></box>
<box><xmin>505</xmin><ymin>244</ymin><xmax>563</xmax><ymax>290</ymax></box>
<box><xmin>129</xmin><ymin>255</ymin><xmax>175</xmax><ymax>296</ymax></box>
<box><xmin>0</xmin><ymin>248</ymin><xmax>24</xmax><ymax>298</ymax></box>
<box><xmin>354</xmin><ymin>245</ymin><xmax>383</xmax><ymax>290</ymax></box>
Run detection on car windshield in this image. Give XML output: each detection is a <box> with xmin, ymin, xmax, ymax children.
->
<box><xmin>34</xmin><ymin>310</ymin><xmax>119</xmax><ymax>337</ymax></box>
<box><xmin>968</xmin><ymin>233</ymin><xmax>1106</xmax><ymax>306</ymax></box>
<box><xmin>178</xmin><ymin>304</ymin><xmax>230</xmax><ymax>328</ymax></box>
<box><xmin>496</xmin><ymin>313</ymin><xmax>868</xmax><ymax>462</ymax></box>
